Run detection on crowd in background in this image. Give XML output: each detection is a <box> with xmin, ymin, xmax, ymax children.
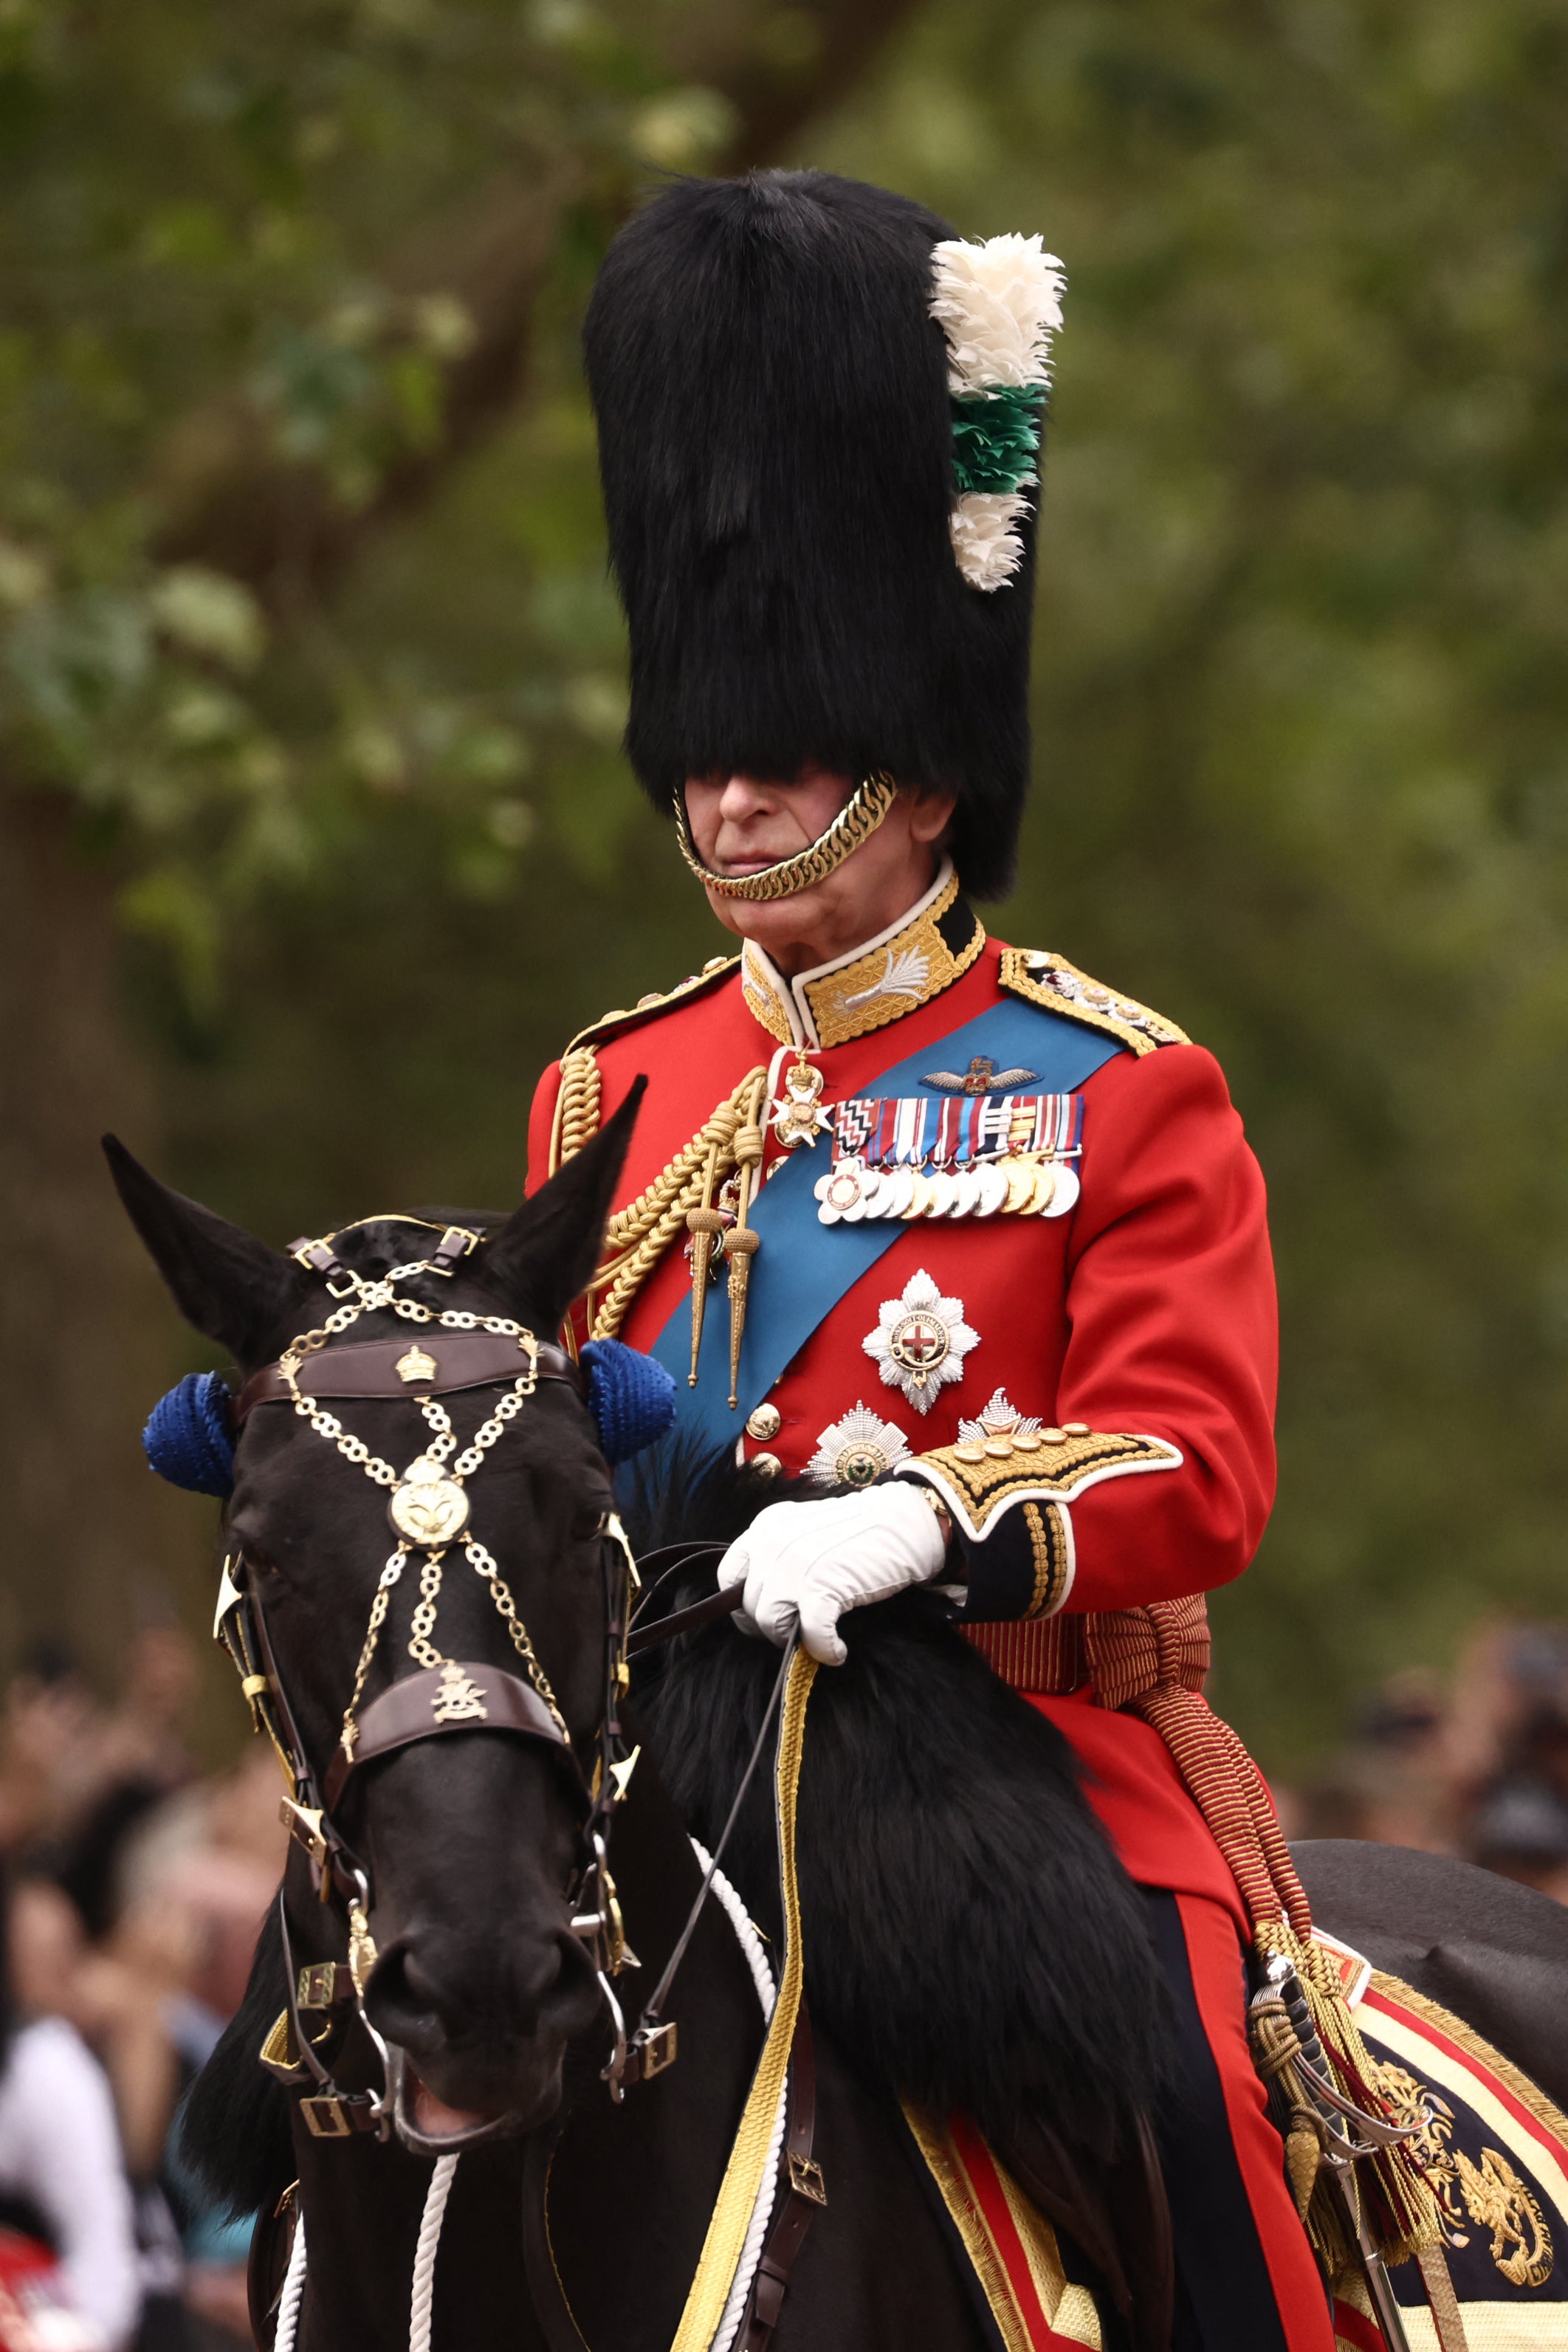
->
<box><xmin>0</xmin><ymin>1621</ymin><xmax>281</xmax><ymax>2351</ymax></box>
<box><xmin>0</xmin><ymin>1612</ymin><xmax>1565</xmax><ymax>2348</ymax></box>
<box><xmin>1277</xmin><ymin>1620</ymin><xmax>1568</xmax><ymax>1901</ymax></box>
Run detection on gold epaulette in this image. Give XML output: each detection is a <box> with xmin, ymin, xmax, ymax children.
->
<box><xmin>997</xmin><ymin>948</ymin><xmax>1189</xmax><ymax>1059</ymax></box>
<box><xmin>563</xmin><ymin>954</ymin><xmax>740</xmax><ymax>1056</ymax></box>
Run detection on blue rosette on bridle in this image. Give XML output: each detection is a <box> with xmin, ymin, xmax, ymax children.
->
<box><xmin>579</xmin><ymin>1338</ymin><xmax>677</xmax><ymax>1467</ymax></box>
<box><xmin>143</xmin><ymin>1371</ymin><xmax>238</xmax><ymax>1498</ymax></box>
<box><xmin>142</xmin><ymin>1339</ymin><xmax>676</xmax><ymax>1495</ymax></box>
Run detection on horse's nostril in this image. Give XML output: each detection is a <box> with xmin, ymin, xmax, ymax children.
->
<box><xmin>365</xmin><ymin>1931</ymin><xmax>595</xmax><ymax>2052</ymax></box>
<box><xmin>365</xmin><ymin>1944</ymin><xmax>454</xmax><ymax>2055</ymax></box>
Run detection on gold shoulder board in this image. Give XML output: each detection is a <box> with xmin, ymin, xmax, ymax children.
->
<box><xmin>997</xmin><ymin>948</ymin><xmax>1189</xmax><ymax>1059</ymax></box>
<box><xmin>564</xmin><ymin>954</ymin><xmax>739</xmax><ymax>1056</ymax></box>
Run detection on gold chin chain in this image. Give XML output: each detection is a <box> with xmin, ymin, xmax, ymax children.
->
<box><xmin>277</xmin><ymin>1266</ymin><xmax>569</xmax><ymax>1751</ymax></box>
<box><xmin>673</xmin><ymin>769</ymin><xmax>898</xmax><ymax>902</ymax></box>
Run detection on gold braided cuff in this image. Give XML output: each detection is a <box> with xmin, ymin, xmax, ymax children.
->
<box><xmin>900</xmin><ymin>1424</ymin><xmax>1183</xmax><ymax>1544</ymax></box>
<box><xmin>674</xmin><ymin>771</ymin><xmax>898</xmax><ymax>901</ymax></box>
<box><xmin>1021</xmin><ymin>1501</ymin><xmax>1073</xmax><ymax>1618</ymax></box>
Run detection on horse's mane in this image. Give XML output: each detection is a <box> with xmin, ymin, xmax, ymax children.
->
<box><xmin>623</xmin><ymin>1440</ymin><xmax>1168</xmax><ymax>2159</ymax></box>
<box><xmin>176</xmin><ymin>1899</ymin><xmax>295</xmax><ymax>2218</ymax></box>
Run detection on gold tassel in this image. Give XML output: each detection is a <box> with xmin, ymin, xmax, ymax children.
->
<box><xmin>1248</xmin><ymin>1990</ymin><xmax>1327</xmax><ymax>2221</ymax></box>
<box><xmin>1254</xmin><ymin>1919</ymin><xmax>1444</xmax><ymax>2270</ymax></box>
<box><xmin>685</xmin><ymin>1141</ymin><xmax>726</xmax><ymax>1386</ymax></box>
<box><xmin>723</xmin><ymin>1079</ymin><xmax>768</xmax><ymax>1409</ymax></box>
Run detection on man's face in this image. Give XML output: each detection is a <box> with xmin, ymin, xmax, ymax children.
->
<box><xmin>682</xmin><ymin>768</ymin><xmax>955</xmax><ymax>971</ymax></box>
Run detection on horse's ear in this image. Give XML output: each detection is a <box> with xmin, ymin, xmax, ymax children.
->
<box><xmin>103</xmin><ymin>1134</ymin><xmax>309</xmax><ymax>1367</ymax></box>
<box><xmin>484</xmin><ymin>1078</ymin><xmax>646</xmax><ymax>1332</ymax></box>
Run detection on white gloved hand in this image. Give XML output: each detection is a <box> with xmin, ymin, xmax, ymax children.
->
<box><xmin>717</xmin><ymin>1481</ymin><xmax>948</xmax><ymax>1666</ymax></box>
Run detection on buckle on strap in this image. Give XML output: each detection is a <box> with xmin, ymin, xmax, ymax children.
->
<box><xmin>624</xmin><ymin>2021</ymin><xmax>678</xmax><ymax>2085</ymax></box>
<box><xmin>787</xmin><ymin>2151</ymin><xmax>827</xmax><ymax>2206</ymax></box>
<box><xmin>297</xmin><ymin>1962</ymin><xmax>353</xmax><ymax>2012</ymax></box>
<box><xmin>300</xmin><ymin>2094</ymin><xmax>362</xmax><ymax>2139</ymax></box>
<box><xmin>288</xmin><ymin>1237</ymin><xmax>356</xmax><ymax>1297</ymax></box>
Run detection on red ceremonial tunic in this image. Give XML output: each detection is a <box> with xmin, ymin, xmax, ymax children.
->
<box><xmin>526</xmin><ymin>865</ymin><xmax>1277</xmax><ymax>1919</ymax></box>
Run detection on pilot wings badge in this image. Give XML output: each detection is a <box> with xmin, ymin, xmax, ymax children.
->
<box><xmin>922</xmin><ymin>1055</ymin><xmax>1039</xmax><ymax>1096</ymax></box>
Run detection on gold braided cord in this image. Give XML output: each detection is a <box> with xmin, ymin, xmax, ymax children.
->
<box><xmin>586</xmin><ymin>1067</ymin><xmax>768</xmax><ymax>1341</ymax></box>
<box><xmin>549</xmin><ymin>1046</ymin><xmax>603</xmax><ymax>1174</ymax></box>
<box><xmin>673</xmin><ymin>771</ymin><xmax>898</xmax><ymax>902</ymax></box>
<box><xmin>668</xmin><ymin>1651</ymin><xmax>817</xmax><ymax>2352</ymax></box>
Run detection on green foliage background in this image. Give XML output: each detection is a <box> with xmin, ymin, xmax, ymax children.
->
<box><xmin>5</xmin><ymin>0</ymin><xmax>1567</xmax><ymax>1767</ymax></box>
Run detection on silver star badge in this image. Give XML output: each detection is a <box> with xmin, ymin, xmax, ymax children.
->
<box><xmin>807</xmin><ymin>1403</ymin><xmax>911</xmax><ymax>1489</ymax></box>
<box><xmin>862</xmin><ymin>1268</ymin><xmax>980</xmax><ymax>1415</ymax></box>
<box><xmin>957</xmin><ymin>1389</ymin><xmax>1043</xmax><ymax>1445</ymax></box>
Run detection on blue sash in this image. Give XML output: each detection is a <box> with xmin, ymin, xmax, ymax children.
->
<box><xmin>650</xmin><ymin>999</ymin><xmax>1124</xmax><ymax>1451</ymax></box>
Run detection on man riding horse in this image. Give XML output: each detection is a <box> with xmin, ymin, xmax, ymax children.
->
<box><xmin>128</xmin><ymin>161</ymin><xmax>1568</xmax><ymax>2352</ymax></box>
<box><xmin>527</xmin><ymin>171</ymin><xmax>1431</xmax><ymax>2350</ymax></box>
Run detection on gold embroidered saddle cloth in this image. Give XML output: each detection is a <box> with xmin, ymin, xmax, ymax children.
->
<box><xmin>1325</xmin><ymin>1950</ymin><xmax>1568</xmax><ymax>2352</ymax></box>
<box><xmin>902</xmin><ymin>1953</ymin><xmax>1568</xmax><ymax>2352</ymax></box>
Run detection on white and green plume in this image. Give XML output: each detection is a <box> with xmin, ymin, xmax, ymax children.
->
<box><xmin>929</xmin><ymin>233</ymin><xmax>1065</xmax><ymax>592</ymax></box>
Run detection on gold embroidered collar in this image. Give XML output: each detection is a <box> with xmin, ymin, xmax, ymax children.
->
<box><xmin>740</xmin><ymin>862</ymin><xmax>986</xmax><ymax>1051</ymax></box>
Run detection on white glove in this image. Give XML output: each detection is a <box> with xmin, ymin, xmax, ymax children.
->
<box><xmin>717</xmin><ymin>1481</ymin><xmax>947</xmax><ymax>1666</ymax></box>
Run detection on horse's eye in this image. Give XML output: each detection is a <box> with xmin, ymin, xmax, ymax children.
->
<box><xmin>572</xmin><ymin>1505</ymin><xmax>609</xmax><ymax>1543</ymax></box>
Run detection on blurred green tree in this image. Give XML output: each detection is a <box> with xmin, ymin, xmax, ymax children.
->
<box><xmin>0</xmin><ymin>0</ymin><xmax>925</xmax><ymax>1715</ymax></box>
<box><xmin>4</xmin><ymin>0</ymin><xmax>1565</xmax><ymax>1770</ymax></box>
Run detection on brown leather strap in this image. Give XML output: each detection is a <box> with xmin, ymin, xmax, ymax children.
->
<box><xmin>627</xmin><ymin>1586</ymin><xmax>740</xmax><ymax>1657</ymax></box>
<box><xmin>323</xmin><ymin>1662</ymin><xmax>571</xmax><ymax>1809</ymax></box>
<box><xmin>522</xmin><ymin>2121</ymin><xmax>593</xmax><ymax>2352</ymax></box>
<box><xmin>234</xmin><ymin>1332</ymin><xmax>582</xmax><ymax>1423</ymax></box>
<box><xmin>741</xmin><ymin>2001</ymin><xmax>826</xmax><ymax>2349</ymax></box>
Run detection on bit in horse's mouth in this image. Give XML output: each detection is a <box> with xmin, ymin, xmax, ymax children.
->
<box><xmin>387</xmin><ymin>2049</ymin><xmax>521</xmax><ymax>2154</ymax></box>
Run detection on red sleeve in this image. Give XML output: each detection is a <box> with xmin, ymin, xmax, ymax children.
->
<box><xmin>525</xmin><ymin>1059</ymin><xmax>563</xmax><ymax>1200</ymax></box>
<box><xmin>1055</xmin><ymin>1043</ymin><xmax>1277</xmax><ymax>1613</ymax></box>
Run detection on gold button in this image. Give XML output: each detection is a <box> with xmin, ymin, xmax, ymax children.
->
<box><xmin>983</xmin><ymin>1436</ymin><xmax>1014</xmax><ymax>1459</ymax></box>
<box><xmin>750</xmin><ymin>1451</ymin><xmax>783</xmax><ymax>1478</ymax></box>
<box><xmin>952</xmin><ymin>1442</ymin><xmax>986</xmax><ymax>1465</ymax></box>
<box><xmin>636</xmin><ymin>991</ymin><xmax>664</xmax><ymax>1008</ymax></box>
<box><xmin>1012</xmin><ymin>1431</ymin><xmax>1042</xmax><ymax>1453</ymax></box>
<box><xmin>1041</xmin><ymin>1427</ymin><xmax>1068</xmax><ymax>1444</ymax></box>
<box><xmin>1062</xmin><ymin>1421</ymin><xmax>1090</xmax><ymax>1437</ymax></box>
<box><xmin>704</xmin><ymin>955</ymin><xmax>731</xmax><ymax>974</ymax></box>
<box><xmin>746</xmin><ymin>1403</ymin><xmax>782</xmax><ymax>1442</ymax></box>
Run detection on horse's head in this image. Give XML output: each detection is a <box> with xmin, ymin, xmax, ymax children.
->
<box><xmin>106</xmin><ymin>1091</ymin><xmax>645</xmax><ymax>2150</ymax></box>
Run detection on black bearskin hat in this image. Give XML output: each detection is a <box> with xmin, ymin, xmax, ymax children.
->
<box><xmin>583</xmin><ymin>171</ymin><xmax>1063</xmax><ymax>901</ymax></box>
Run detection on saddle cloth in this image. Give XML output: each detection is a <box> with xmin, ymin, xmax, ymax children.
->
<box><xmin>1331</xmin><ymin>1965</ymin><xmax>1568</xmax><ymax>2352</ymax></box>
<box><xmin>904</xmin><ymin>1956</ymin><xmax>1568</xmax><ymax>2352</ymax></box>
<box><xmin>901</xmin><ymin>2105</ymin><xmax>1102</xmax><ymax>2350</ymax></box>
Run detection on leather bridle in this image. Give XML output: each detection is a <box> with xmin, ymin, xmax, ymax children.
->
<box><xmin>217</xmin><ymin>1263</ymin><xmax>648</xmax><ymax>2140</ymax></box>
<box><xmin>227</xmin><ymin>1230</ymin><xmax>827</xmax><ymax>2352</ymax></box>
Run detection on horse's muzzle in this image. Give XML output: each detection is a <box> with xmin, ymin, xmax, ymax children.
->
<box><xmin>366</xmin><ymin>1918</ymin><xmax>602</xmax><ymax>2145</ymax></box>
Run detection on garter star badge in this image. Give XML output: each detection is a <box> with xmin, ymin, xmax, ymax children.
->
<box><xmin>863</xmin><ymin>1269</ymin><xmax>979</xmax><ymax>1414</ymax></box>
<box><xmin>808</xmin><ymin>1403</ymin><xmax>911</xmax><ymax>1488</ymax></box>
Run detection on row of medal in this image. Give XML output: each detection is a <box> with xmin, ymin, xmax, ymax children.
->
<box><xmin>813</xmin><ymin>1088</ymin><xmax>1084</xmax><ymax>1224</ymax></box>
<box><xmin>814</xmin><ymin>1152</ymin><xmax>1080</xmax><ymax>1223</ymax></box>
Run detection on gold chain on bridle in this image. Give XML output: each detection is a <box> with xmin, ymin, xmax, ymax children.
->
<box><xmin>278</xmin><ymin>1265</ymin><xmax>568</xmax><ymax>1745</ymax></box>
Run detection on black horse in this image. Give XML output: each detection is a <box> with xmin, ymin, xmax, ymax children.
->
<box><xmin>107</xmin><ymin>1112</ymin><xmax>1568</xmax><ymax>2351</ymax></box>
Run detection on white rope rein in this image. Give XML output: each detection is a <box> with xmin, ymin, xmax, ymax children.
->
<box><xmin>691</xmin><ymin>1838</ymin><xmax>784</xmax><ymax>2352</ymax></box>
<box><xmin>272</xmin><ymin>1846</ymin><xmax>774</xmax><ymax>2352</ymax></box>
<box><xmin>409</xmin><ymin>2153</ymin><xmax>460</xmax><ymax>2352</ymax></box>
<box><xmin>272</xmin><ymin>2206</ymin><xmax>309</xmax><ymax>2352</ymax></box>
